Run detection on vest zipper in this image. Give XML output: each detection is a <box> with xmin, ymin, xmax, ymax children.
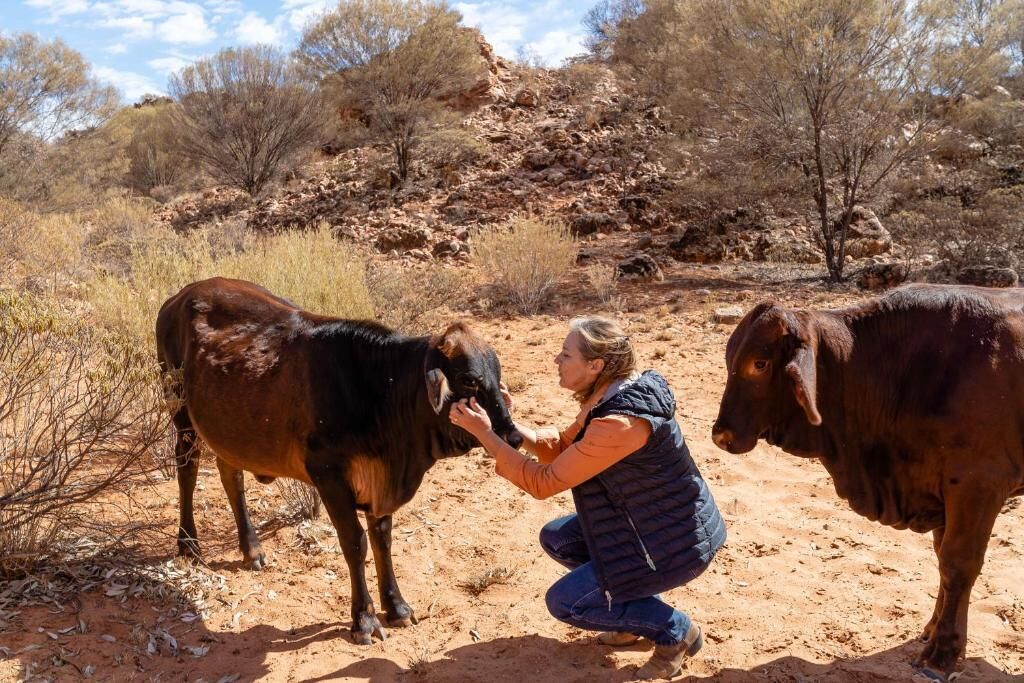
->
<box><xmin>623</xmin><ymin>509</ymin><xmax>657</xmax><ymax>571</ymax></box>
<box><xmin>605</xmin><ymin>590</ymin><xmax>613</xmax><ymax>611</ymax></box>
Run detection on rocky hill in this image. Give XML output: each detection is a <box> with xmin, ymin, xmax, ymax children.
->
<box><xmin>154</xmin><ymin>39</ymin><xmax>1023</xmax><ymax>290</ymax></box>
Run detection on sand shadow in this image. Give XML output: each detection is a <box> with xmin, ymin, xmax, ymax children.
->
<box><xmin>309</xmin><ymin>634</ymin><xmax>1020</xmax><ymax>683</ymax></box>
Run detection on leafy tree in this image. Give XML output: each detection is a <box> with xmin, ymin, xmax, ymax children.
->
<box><xmin>297</xmin><ymin>0</ymin><xmax>483</xmax><ymax>182</ymax></box>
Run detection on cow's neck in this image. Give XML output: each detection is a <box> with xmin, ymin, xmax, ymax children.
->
<box><xmin>802</xmin><ymin>308</ymin><xmax>923</xmax><ymax>525</ymax></box>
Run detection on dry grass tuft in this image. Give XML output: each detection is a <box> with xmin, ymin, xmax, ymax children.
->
<box><xmin>460</xmin><ymin>566</ymin><xmax>516</xmax><ymax>596</ymax></box>
<box><xmin>472</xmin><ymin>215</ymin><xmax>576</xmax><ymax>314</ymax></box>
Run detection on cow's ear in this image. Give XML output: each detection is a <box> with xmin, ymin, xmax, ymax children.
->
<box><xmin>424</xmin><ymin>348</ymin><xmax>452</xmax><ymax>415</ymax></box>
<box><xmin>425</xmin><ymin>367</ymin><xmax>451</xmax><ymax>414</ymax></box>
<box><xmin>785</xmin><ymin>345</ymin><xmax>822</xmax><ymax>426</ymax></box>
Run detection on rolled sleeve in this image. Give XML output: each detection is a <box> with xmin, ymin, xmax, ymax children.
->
<box><xmin>494</xmin><ymin>415</ymin><xmax>651</xmax><ymax>500</ymax></box>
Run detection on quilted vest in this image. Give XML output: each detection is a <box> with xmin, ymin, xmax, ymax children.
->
<box><xmin>570</xmin><ymin>370</ymin><xmax>727</xmax><ymax>602</ymax></box>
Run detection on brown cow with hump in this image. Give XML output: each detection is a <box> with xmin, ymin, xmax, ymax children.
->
<box><xmin>156</xmin><ymin>277</ymin><xmax>521</xmax><ymax>645</ymax></box>
<box><xmin>712</xmin><ymin>283</ymin><xmax>1024</xmax><ymax>680</ymax></box>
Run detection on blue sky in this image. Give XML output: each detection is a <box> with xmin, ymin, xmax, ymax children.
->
<box><xmin>2</xmin><ymin>0</ymin><xmax>590</xmax><ymax>103</ymax></box>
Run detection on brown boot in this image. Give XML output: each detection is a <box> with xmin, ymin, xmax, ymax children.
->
<box><xmin>634</xmin><ymin>622</ymin><xmax>703</xmax><ymax>680</ymax></box>
<box><xmin>597</xmin><ymin>631</ymin><xmax>643</xmax><ymax>646</ymax></box>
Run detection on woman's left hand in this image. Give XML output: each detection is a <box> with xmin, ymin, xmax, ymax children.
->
<box><xmin>449</xmin><ymin>397</ymin><xmax>492</xmax><ymax>437</ymax></box>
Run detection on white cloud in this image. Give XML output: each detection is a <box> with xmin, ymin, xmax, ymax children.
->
<box><xmin>522</xmin><ymin>29</ymin><xmax>585</xmax><ymax>67</ymax></box>
<box><xmin>94</xmin><ymin>65</ymin><xmax>163</xmax><ymax>102</ymax></box>
<box><xmin>157</xmin><ymin>4</ymin><xmax>216</xmax><ymax>44</ymax></box>
<box><xmin>99</xmin><ymin>15</ymin><xmax>154</xmax><ymax>38</ymax></box>
<box><xmin>282</xmin><ymin>0</ymin><xmax>331</xmax><ymax>33</ymax></box>
<box><xmin>454</xmin><ymin>2</ymin><xmax>528</xmax><ymax>60</ymax></box>
<box><xmin>234</xmin><ymin>12</ymin><xmax>283</xmax><ymax>45</ymax></box>
<box><xmin>106</xmin><ymin>42</ymin><xmax>128</xmax><ymax>54</ymax></box>
<box><xmin>204</xmin><ymin>0</ymin><xmax>242</xmax><ymax>14</ymax></box>
<box><xmin>148</xmin><ymin>55</ymin><xmax>191</xmax><ymax>74</ymax></box>
<box><xmin>26</xmin><ymin>0</ymin><xmax>91</xmax><ymax>22</ymax></box>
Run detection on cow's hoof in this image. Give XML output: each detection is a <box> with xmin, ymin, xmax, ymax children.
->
<box><xmin>352</xmin><ymin>614</ymin><xmax>387</xmax><ymax>644</ymax></box>
<box><xmin>386</xmin><ymin>604</ymin><xmax>417</xmax><ymax>627</ymax></box>
<box><xmin>247</xmin><ymin>553</ymin><xmax>266</xmax><ymax>571</ymax></box>
<box><xmin>177</xmin><ymin>539</ymin><xmax>201</xmax><ymax>561</ymax></box>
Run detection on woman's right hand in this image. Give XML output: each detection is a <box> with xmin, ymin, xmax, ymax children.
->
<box><xmin>499</xmin><ymin>382</ymin><xmax>514</xmax><ymax>414</ymax></box>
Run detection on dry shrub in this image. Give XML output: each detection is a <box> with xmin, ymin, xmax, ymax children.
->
<box><xmin>0</xmin><ymin>293</ymin><xmax>170</xmax><ymax>577</ymax></box>
<box><xmin>84</xmin><ymin>195</ymin><xmax>160</xmax><ymax>275</ymax></box>
<box><xmin>472</xmin><ymin>215</ymin><xmax>577</xmax><ymax>314</ymax></box>
<box><xmin>585</xmin><ymin>262</ymin><xmax>619</xmax><ymax>305</ymax></box>
<box><xmin>948</xmin><ymin>95</ymin><xmax>1024</xmax><ymax>146</ymax></box>
<box><xmin>888</xmin><ymin>192</ymin><xmax>1024</xmax><ymax>271</ymax></box>
<box><xmin>364</xmin><ymin>259</ymin><xmax>469</xmax><ymax>333</ymax></box>
<box><xmin>560</xmin><ymin>62</ymin><xmax>609</xmax><ymax>103</ymax></box>
<box><xmin>276</xmin><ymin>479</ymin><xmax>321</xmax><ymax>521</ymax></box>
<box><xmin>89</xmin><ymin>221</ymin><xmax>374</xmax><ymax>345</ymax></box>
<box><xmin>0</xmin><ymin>201</ymin><xmax>86</xmax><ymax>293</ymax></box>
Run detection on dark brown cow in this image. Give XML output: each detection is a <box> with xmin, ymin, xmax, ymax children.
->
<box><xmin>156</xmin><ymin>277</ymin><xmax>521</xmax><ymax>644</ymax></box>
<box><xmin>711</xmin><ymin>283</ymin><xmax>1024</xmax><ymax>680</ymax></box>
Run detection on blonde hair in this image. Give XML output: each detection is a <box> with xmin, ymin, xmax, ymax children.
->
<box><xmin>568</xmin><ymin>315</ymin><xmax>638</xmax><ymax>404</ymax></box>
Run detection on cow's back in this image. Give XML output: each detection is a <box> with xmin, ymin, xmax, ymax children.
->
<box><xmin>156</xmin><ymin>278</ymin><xmax>316</xmax><ymax>482</ymax></box>
<box><xmin>827</xmin><ymin>284</ymin><xmax>1024</xmax><ymax>521</ymax></box>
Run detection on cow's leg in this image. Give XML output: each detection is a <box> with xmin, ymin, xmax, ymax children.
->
<box><xmin>914</xmin><ymin>490</ymin><xmax>1002</xmax><ymax>678</ymax></box>
<box><xmin>366</xmin><ymin>513</ymin><xmax>417</xmax><ymax>628</ymax></box>
<box><xmin>215</xmin><ymin>458</ymin><xmax>265</xmax><ymax>570</ymax></box>
<box><xmin>307</xmin><ymin>459</ymin><xmax>385</xmax><ymax>644</ymax></box>
<box><xmin>921</xmin><ymin>526</ymin><xmax>946</xmax><ymax>642</ymax></box>
<box><xmin>173</xmin><ymin>410</ymin><xmax>202</xmax><ymax>561</ymax></box>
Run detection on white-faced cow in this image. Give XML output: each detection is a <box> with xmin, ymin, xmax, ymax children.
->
<box><xmin>156</xmin><ymin>278</ymin><xmax>521</xmax><ymax>644</ymax></box>
<box><xmin>712</xmin><ymin>283</ymin><xmax>1023</xmax><ymax>680</ymax></box>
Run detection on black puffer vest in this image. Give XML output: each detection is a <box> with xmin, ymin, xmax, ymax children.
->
<box><xmin>571</xmin><ymin>370</ymin><xmax>727</xmax><ymax>603</ymax></box>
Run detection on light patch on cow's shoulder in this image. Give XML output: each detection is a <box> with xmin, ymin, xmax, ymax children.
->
<box><xmin>193</xmin><ymin>314</ymin><xmax>286</xmax><ymax>378</ymax></box>
<box><xmin>346</xmin><ymin>455</ymin><xmax>396</xmax><ymax>516</ymax></box>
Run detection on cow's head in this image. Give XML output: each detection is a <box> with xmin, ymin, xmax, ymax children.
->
<box><xmin>425</xmin><ymin>322</ymin><xmax>523</xmax><ymax>449</ymax></box>
<box><xmin>711</xmin><ymin>302</ymin><xmax>822</xmax><ymax>455</ymax></box>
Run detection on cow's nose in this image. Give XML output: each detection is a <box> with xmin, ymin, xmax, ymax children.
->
<box><xmin>505</xmin><ymin>429</ymin><xmax>523</xmax><ymax>449</ymax></box>
<box><xmin>711</xmin><ymin>425</ymin><xmax>733</xmax><ymax>452</ymax></box>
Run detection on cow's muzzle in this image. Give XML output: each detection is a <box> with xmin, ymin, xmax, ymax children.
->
<box><xmin>711</xmin><ymin>423</ymin><xmax>757</xmax><ymax>454</ymax></box>
<box><xmin>503</xmin><ymin>429</ymin><xmax>523</xmax><ymax>450</ymax></box>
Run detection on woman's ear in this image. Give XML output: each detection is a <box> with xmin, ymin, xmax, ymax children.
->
<box><xmin>590</xmin><ymin>358</ymin><xmax>606</xmax><ymax>374</ymax></box>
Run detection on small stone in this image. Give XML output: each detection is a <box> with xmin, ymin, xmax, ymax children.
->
<box><xmin>711</xmin><ymin>306</ymin><xmax>744</xmax><ymax>325</ymax></box>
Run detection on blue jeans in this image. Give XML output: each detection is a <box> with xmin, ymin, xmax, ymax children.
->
<box><xmin>539</xmin><ymin>514</ymin><xmax>691</xmax><ymax>646</ymax></box>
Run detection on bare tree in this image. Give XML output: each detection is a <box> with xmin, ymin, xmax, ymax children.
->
<box><xmin>169</xmin><ymin>46</ymin><xmax>324</xmax><ymax>196</ymax></box>
<box><xmin>0</xmin><ymin>34</ymin><xmax>118</xmax><ymax>188</ymax></box>
<box><xmin>619</xmin><ymin>0</ymin><xmax>1017</xmax><ymax>281</ymax></box>
<box><xmin>296</xmin><ymin>0</ymin><xmax>484</xmax><ymax>182</ymax></box>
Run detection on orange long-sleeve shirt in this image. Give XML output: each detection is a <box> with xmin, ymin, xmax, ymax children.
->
<box><xmin>494</xmin><ymin>405</ymin><xmax>652</xmax><ymax>500</ymax></box>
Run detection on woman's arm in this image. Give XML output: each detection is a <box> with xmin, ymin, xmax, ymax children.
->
<box><xmin>452</xmin><ymin>399</ymin><xmax>650</xmax><ymax>500</ymax></box>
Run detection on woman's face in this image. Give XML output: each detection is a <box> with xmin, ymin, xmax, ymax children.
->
<box><xmin>555</xmin><ymin>330</ymin><xmax>603</xmax><ymax>393</ymax></box>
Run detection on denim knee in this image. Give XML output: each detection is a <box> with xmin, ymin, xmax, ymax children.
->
<box><xmin>544</xmin><ymin>579</ymin><xmax>571</xmax><ymax>621</ymax></box>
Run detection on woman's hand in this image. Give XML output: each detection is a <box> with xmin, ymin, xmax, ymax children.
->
<box><xmin>499</xmin><ymin>382</ymin><xmax>514</xmax><ymax>414</ymax></box>
<box><xmin>449</xmin><ymin>397</ymin><xmax>492</xmax><ymax>438</ymax></box>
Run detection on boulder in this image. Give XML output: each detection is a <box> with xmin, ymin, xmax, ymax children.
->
<box><xmin>615</xmin><ymin>253</ymin><xmax>663</xmax><ymax>282</ymax></box>
<box><xmin>514</xmin><ymin>88</ymin><xmax>539</xmax><ymax>108</ymax></box>
<box><xmin>571</xmin><ymin>212</ymin><xmax>620</xmax><ymax>236</ymax></box>
<box><xmin>375</xmin><ymin>225</ymin><xmax>432</xmax><ymax>252</ymax></box>
<box><xmin>956</xmin><ymin>265</ymin><xmax>1020</xmax><ymax>288</ymax></box>
<box><xmin>844</xmin><ymin>207</ymin><xmax>891</xmax><ymax>259</ymax></box>
<box><xmin>857</xmin><ymin>262</ymin><xmax>908</xmax><ymax>291</ymax></box>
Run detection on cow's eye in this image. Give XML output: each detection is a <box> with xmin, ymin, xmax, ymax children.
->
<box><xmin>753</xmin><ymin>360</ymin><xmax>769</xmax><ymax>373</ymax></box>
<box><xmin>461</xmin><ymin>375</ymin><xmax>480</xmax><ymax>389</ymax></box>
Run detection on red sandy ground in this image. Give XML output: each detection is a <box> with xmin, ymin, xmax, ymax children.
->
<box><xmin>1</xmin><ymin>264</ymin><xmax>1022</xmax><ymax>682</ymax></box>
